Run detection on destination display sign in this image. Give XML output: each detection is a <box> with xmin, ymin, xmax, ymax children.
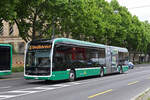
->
<box><xmin>29</xmin><ymin>44</ymin><xmax>51</xmax><ymax>50</ymax></box>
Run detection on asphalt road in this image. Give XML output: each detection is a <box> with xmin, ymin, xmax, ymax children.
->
<box><xmin>0</xmin><ymin>64</ymin><xmax>150</xmax><ymax>100</ymax></box>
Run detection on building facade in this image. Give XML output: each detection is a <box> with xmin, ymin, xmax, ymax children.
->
<box><xmin>0</xmin><ymin>21</ymin><xmax>25</xmax><ymax>66</ymax></box>
<box><xmin>0</xmin><ymin>21</ymin><xmax>25</xmax><ymax>53</ymax></box>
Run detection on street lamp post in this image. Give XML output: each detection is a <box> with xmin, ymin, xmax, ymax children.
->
<box><xmin>52</xmin><ymin>16</ymin><xmax>55</xmax><ymax>39</ymax></box>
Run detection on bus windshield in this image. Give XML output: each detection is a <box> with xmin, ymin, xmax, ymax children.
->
<box><xmin>26</xmin><ymin>50</ymin><xmax>50</xmax><ymax>68</ymax></box>
<box><xmin>25</xmin><ymin>42</ymin><xmax>52</xmax><ymax>76</ymax></box>
<box><xmin>0</xmin><ymin>46</ymin><xmax>11</xmax><ymax>71</ymax></box>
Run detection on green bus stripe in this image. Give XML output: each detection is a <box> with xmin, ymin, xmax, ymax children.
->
<box><xmin>75</xmin><ymin>67</ymin><xmax>101</xmax><ymax>78</ymax></box>
<box><xmin>122</xmin><ymin>65</ymin><xmax>129</xmax><ymax>72</ymax></box>
<box><xmin>0</xmin><ymin>72</ymin><xmax>11</xmax><ymax>76</ymax></box>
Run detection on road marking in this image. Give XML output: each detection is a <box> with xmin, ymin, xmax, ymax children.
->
<box><xmin>0</xmin><ymin>82</ymin><xmax>82</xmax><ymax>100</ymax></box>
<box><xmin>88</xmin><ymin>89</ymin><xmax>113</xmax><ymax>99</ymax></box>
<box><xmin>128</xmin><ymin>81</ymin><xmax>139</xmax><ymax>85</ymax></box>
<box><xmin>69</xmin><ymin>82</ymin><xmax>81</xmax><ymax>85</ymax></box>
<box><xmin>10</xmin><ymin>90</ymin><xmax>38</xmax><ymax>93</ymax></box>
<box><xmin>51</xmin><ymin>84</ymin><xmax>70</xmax><ymax>87</ymax></box>
<box><xmin>33</xmin><ymin>87</ymin><xmax>55</xmax><ymax>90</ymax></box>
<box><xmin>0</xmin><ymin>78</ymin><xmax>21</xmax><ymax>81</ymax></box>
<box><xmin>0</xmin><ymin>95</ymin><xmax>17</xmax><ymax>98</ymax></box>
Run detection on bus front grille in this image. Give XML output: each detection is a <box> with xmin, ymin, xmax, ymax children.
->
<box><xmin>25</xmin><ymin>67</ymin><xmax>50</xmax><ymax>76</ymax></box>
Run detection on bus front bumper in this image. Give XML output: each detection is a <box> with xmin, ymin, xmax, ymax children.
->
<box><xmin>24</xmin><ymin>76</ymin><xmax>52</xmax><ymax>80</ymax></box>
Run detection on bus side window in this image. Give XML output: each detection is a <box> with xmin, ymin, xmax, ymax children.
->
<box><xmin>53</xmin><ymin>49</ymin><xmax>64</xmax><ymax>70</ymax></box>
<box><xmin>85</xmin><ymin>48</ymin><xmax>105</xmax><ymax>67</ymax></box>
<box><xmin>98</xmin><ymin>48</ymin><xmax>106</xmax><ymax>67</ymax></box>
<box><xmin>53</xmin><ymin>45</ymin><xmax>72</xmax><ymax>71</ymax></box>
<box><xmin>85</xmin><ymin>48</ymin><xmax>100</xmax><ymax>67</ymax></box>
<box><xmin>73</xmin><ymin>47</ymin><xmax>86</xmax><ymax>68</ymax></box>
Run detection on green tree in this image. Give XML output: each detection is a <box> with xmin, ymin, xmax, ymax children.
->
<box><xmin>0</xmin><ymin>0</ymin><xmax>17</xmax><ymax>25</ymax></box>
<box><xmin>13</xmin><ymin>0</ymin><xmax>55</xmax><ymax>42</ymax></box>
<box><xmin>110</xmin><ymin>0</ymin><xmax>132</xmax><ymax>47</ymax></box>
<box><xmin>141</xmin><ymin>21</ymin><xmax>150</xmax><ymax>61</ymax></box>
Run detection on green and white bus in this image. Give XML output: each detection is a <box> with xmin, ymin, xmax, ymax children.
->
<box><xmin>0</xmin><ymin>44</ymin><xmax>12</xmax><ymax>76</ymax></box>
<box><xmin>24</xmin><ymin>38</ymin><xmax>128</xmax><ymax>81</ymax></box>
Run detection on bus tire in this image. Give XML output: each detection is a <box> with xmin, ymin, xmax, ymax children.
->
<box><xmin>45</xmin><ymin>80</ymin><xmax>52</xmax><ymax>83</ymax></box>
<box><xmin>119</xmin><ymin>66</ymin><xmax>123</xmax><ymax>74</ymax></box>
<box><xmin>100</xmin><ymin>68</ymin><xmax>104</xmax><ymax>77</ymax></box>
<box><xmin>69</xmin><ymin>70</ymin><xmax>76</xmax><ymax>82</ymax></box>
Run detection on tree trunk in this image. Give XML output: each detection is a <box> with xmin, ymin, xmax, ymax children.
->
<box><xmin>138</xmin><ymin>53</ymin><xmax>141</xmax><ymax>64</ymax></box>
<box><xmin>129</xmin><ymin>51</ymin><xmax>131</xmax><ymax>61</ymax></box>
<box><xmin>144</xmin><ymin>53</ymin><xmax>147</xmax><ymax>63</ymax></box>
<box><xmin>32</xmin><ymin>12</ymin><xmax>37</xmax><ymax>40</ymax></box>
<box><xmin>148</xmin><ymin>54</ymin><xmax>150</xmax><ymax>62</ymax></box>
<box><xmin>66</xmin><ymin>32</ymin><xmax>70</xmax><ymax>38</ymax></box>
<box><xmin>133</xmin><ymin>53</ymin><xmax>136</xmax><ymax>64</ymax></box>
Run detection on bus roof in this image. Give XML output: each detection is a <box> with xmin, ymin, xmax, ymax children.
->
<box><xmin>29</xmin><ymin>38</ymin><xmax>128</xmax><ymax>52</ymax></box>
<box><xmin>54</xmin><ymin>38</ymin><xmax>128</xmax><ymax>52</ymax></box>
<box><xmin>54</xmin><ymin>38</ymin><xmax>106</xmax><ymax>49</ymax></box>
<box><xmin>110</xmin><ymin>46</ymin><xmax>128</xmax><ymax>53</ymax></box>
<box><xmin>0</xmin><ymin>44</ymin><xmax>12</xmax><ymax>47</ymax></box>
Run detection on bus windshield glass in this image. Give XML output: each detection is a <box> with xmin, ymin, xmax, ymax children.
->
<box><xmin>25</xmin><ymin>43</ymin><xmax>51</xmax><ymax>76</ymax></box>
<box><xmin>26</xmin><ymin>50</ymin><xmax>50</xmax><ymax>68</ymax></box>
<box><xmin>0</xmin><ymin>46</ymin><xmax>11</xmax><ymax>71</ymax></box>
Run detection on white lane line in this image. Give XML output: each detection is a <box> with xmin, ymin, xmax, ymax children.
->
<box><xmin>33</xmin><ymin>87</ymin><xmax>55</xmax><ymax>90</ymax></box>
<box><xmin>0</xmin><ymin>86</ymin><xmax>65</xmax><ymax>100</ymax></box>
<box><xmin>0</xmin><ymin>82</ymin><xmax>82</xmax><ymax>100</ymax></box>
<box><xmin>0</xmin><ymin>95</ymin><xmax>17</xmax><ymax>98</ymax></box>
<box><xmin>0</xmin><ymin>93</ymin><xmax>38</xmax><ymax>100</ymax></box>
<box><xmin>69</xmin><ymin>82</ymin><xmax>81</xmax><ymax>85</ymax></box>
<box><xmin>51</xmin><ymin>84</ymin><xmax>70</xmax><ymax>87</ymax></box>
<box><xmin>10</xmin><ymin>90</ymin><xmax>38</xmax><ymax>93</ymax></box>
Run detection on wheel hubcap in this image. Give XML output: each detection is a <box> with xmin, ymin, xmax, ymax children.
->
<box><xmin>101</xmin><ymin>70</ymin><xmax>103</xmax><ymax>76</ymax></box>
<box><xmin>70</xmin><ymin>73</ymin><xmax>74</xmax><ymax>79</ymax></box>
<box><xmin>120</xmin><ymin>69</ymin><xmax>122</xmax><ymax>73</ymax></box>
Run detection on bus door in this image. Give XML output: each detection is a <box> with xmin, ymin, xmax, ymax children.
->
<box><xmin>111</xmin><ymin>49</ymin><xmax>118</xmax><ymax>72</ymax></box>
<box><xmin>105</xmin><ymin>47</ymin><xmax>111</xmax><ymax>73</ymax></box>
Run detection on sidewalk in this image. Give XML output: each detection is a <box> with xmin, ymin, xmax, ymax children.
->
<box><xmin>135</xmin><ymin>88</ymin><xmax>150</xmax><ymax>100</ymax></box>
<box><xmin>133</xmin><ymin>64</ymin><xmax>150</xmax><ymax>100</ymax></box>
<box><xmin>135</xmin><ymin>64</ymin><xmax>150</xmax><ymax>67</ymax></box>
<box><xmin>0</xmin><ymin>72</ymin><xmax>24</xmax><ymax>79</ymax></box>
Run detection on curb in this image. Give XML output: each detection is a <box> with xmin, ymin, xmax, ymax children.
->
<box><xmin>131</xmin><ymin>88</ymin><xmax>150</xmax><ymax>100</ymax></box>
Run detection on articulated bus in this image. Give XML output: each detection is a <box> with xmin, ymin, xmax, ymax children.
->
<box><xmin>0</xmin><ymin>44</ymin><xmax>12</xmax><ymax>76</ymax></box>
<box><xmin>24</xmin><ymin>38</ymin><xmax>128</xmax><ymax>81</ymax></box>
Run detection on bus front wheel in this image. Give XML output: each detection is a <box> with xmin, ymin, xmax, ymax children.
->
<box><xmin>69</xmin><ymin>70</ymin><xmax>76</xmax><ymax>82</ymax></box>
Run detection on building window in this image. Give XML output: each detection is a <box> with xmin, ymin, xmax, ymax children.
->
<box><xmin>9</xmin><ymin>23</ymin><xmax>14</xmax><ymax>35</ymax></box>
<box><xmin>0</xmin><ymin>25</ymin><xmax>3</xmax><ymax>35</ymax></box>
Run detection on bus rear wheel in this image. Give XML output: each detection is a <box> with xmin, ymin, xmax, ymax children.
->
<box><xmin>119</xmin><ymin>67</ymin><xmax>123</xmax><ymax>74</ymax></box>
<box><xmin>69</xmin><ymin>70</ymin><xmax>76</xmax><ymax>82</ymax></box>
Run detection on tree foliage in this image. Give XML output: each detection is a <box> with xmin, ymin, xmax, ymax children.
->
<box><xmin>1</xmin><ymin>0</ymin><xmax>150</xmax><ymax>56</ymax></box>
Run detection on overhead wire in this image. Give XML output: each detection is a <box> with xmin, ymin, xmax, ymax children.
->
<box><xmin>128</xmin><ymin>5</ymin><xmax>150</xmax><ymax>9</ymax></box>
